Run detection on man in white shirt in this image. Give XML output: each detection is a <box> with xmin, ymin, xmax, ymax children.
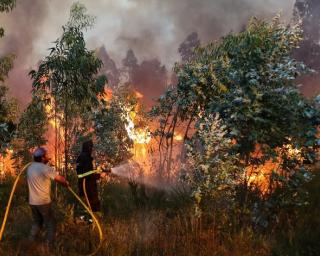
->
<box><xmin>27</xmin><ymin>147</ymin><xmax>69</xmax><ymax>248</ymax></box>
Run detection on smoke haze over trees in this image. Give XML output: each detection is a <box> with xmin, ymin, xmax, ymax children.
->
<box><xmin>0</xmin><ymin>0</ymin><xmax>297</xmax><ymax>106</ymax></box>
<box><xmin>294</xmin><ymin>0</ymin><xmax>320</xmax><ymax>96</ymax></box>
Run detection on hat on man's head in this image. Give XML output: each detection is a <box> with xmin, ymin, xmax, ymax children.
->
<box><xmin>33</xmin><ymin>147</ymin><xmax>47</xmax><ymax>158</ymax></box>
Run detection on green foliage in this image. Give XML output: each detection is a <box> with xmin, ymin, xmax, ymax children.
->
<box><xmin>94</xmin><ymin>86</ymin><xmax>134</xmax><ymax>166</ymax></box>
<box><xmin>152</xmin><ymin>16</ymin><xmax>320</xmax><ymax>224</ymax></box>
<box><xmin>29</xmin><ymin>1</ymin><xmax>105</xmax><ymax>111</ymax></box>
<box><xmin>0</xmin><ymin>0</ymin><xmax>15</xmax><ymax>13</ymax></box>
<box><xmin>12</xmin><ymin>97</ymin><xmax>48</xmax><ymax>166</ymax></box>
<box><xmin>178</xmin><ymin>32</ymin><xmax>200</xmax><ymax>62</ymax></box>
<box><xmin>67</xmin><ymin>2</ymin><xmax>95</xmax><ymax>31</ymax></box>
<box><xmin>0</xmin><ymin>54</ymin><xmax>14</xmax><ymax>82</ymax></box>
<box><xmin>0</xmin><ymin>1</ymin><xmax>17</xmax><ymax>154</ymax></box>
<box><xmin>181</xmin><ymin>114</ymin><xmax>242</xmax><ymax>216</ymax></box>
<box><xmin>29</xmin><ymin>26</ymin><xmax>105</xmax><ymax>116</ymax></box>
<box><xmin>0</xmin><ymin>0</ymin><xmax>16</xmax><ymax>99</ymax></box>
<box><xmin>29</xmin><ymin>3</ymin><xmax>106</xmax><ymax>171</ymax></box>
<box><xmin>155</xmin><ymin>16</ymin><xmax>317</xmax><ymax>155</ymax></box>
<box><xmin>17</xmin><ymin>98</ymin><xmax>47</xmax><ymax>148</ymax></box>
<box><xmin>0</xmin><ymin>85</ymin><xmax>18</xmax><ymax>154</ymax></box>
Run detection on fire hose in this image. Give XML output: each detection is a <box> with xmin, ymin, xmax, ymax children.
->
<box><xmin>0</xmin><ymin>163</ymin><xmax>103</xmax><ymax>256</ymax></box>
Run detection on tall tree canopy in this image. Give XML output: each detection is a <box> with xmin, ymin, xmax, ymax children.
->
<box><xmin>30</xmin><ymin>2</ymin><xmax>106</xmax><ymax>172</ymax></box>
<box><xmin>152</xmin><ymin>17</ymin><xmax>320</xmax><ymax>215</ymax></box>
<box><xmin>0</xmin><ymin>0</ymin><xmax>17</xmax><ymax>154</ymax></box>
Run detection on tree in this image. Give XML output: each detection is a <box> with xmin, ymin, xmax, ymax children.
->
<box><xmin>94</xmin><ymin>86</ymin><xmax>134</xmax><ymax>167</ymax></box>
<box><xmin>0</xmin><ymin>0</ymin><xmax>15</xmax><ymax>82</ymax></box>
<box><xmin>12</xmin><ymin>97</ymin><xmax>48</xmax><ymax>167</ymax></box>
<box><xmin>96</xmin><ymin>46</ymin><xmax>120</xmax><ymax>87</ymax></box>
<box><xmin>182</xmin><ymin>114</ymin><xmax>242</xmax><ymax>217</ymax></box>
<box><xmin>30</xmin><ymin>2</ymin><xmax>106</xmax><ymax>173</ymax></box>
<box><xmin>0</xmin><ymin>86</ymin><xmax>18</xmax><ymax>154</ymax></box>
<box><xmin>122</xmin><ymin>49</ymin><xmax>167</xmax><ymax>106</ymax></box>
<box><xmin>0</xmin><ymin>0</ymin><xmax>15</xmax><ymax>13</ymax></box>
<box><xmin>0</xmin><ymin>0</ymin><xmax>17</xmax><ymax>154</ymax></box>
<box><xmin>178</xmin><ymin>32</ymin><xmax>201</xmax><ymax>62</ymax></box>
<box><xmin>152</xmin><ymin>16</ymin><xmax>319</xmax><ymax>218</ymax></box>
<box><xmin>153</xmin><ymin>16</ymin><xmax>318</xmax><ymax>160</ymax></box>
<box><xmin>122</xmin><ymin>49</ymin><xmax>139</xmax><ymax>86</ymax></box>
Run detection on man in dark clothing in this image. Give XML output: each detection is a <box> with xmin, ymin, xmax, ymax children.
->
<box><xmin>76</xmin><ymin>140</ymin><xmax>106</xmax><ymax>213</ymax></box>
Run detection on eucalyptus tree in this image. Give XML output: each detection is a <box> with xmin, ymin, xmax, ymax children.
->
<box><xmin>12</xmin><ymin>96</ymin><xmax>48</xmax><ymax>167</ymax></box>
<box><xmin>93</xmin><ymin>86</ymin><xmax>134</xmax><ymax>167</ymax></box>
<box><xmin>30</xmin><ymin>2</ymin><xmax>106</xmax><ymax>173</ymax></box>
<box><xmin>0</xmin><ymin>0</ymin><xmax>17</xmax><ymax>154</ymax></box>
<box><xmin>152</xmin><ymin>17</ymin><xmax>320</xmax><ymax>218</ymax></box>
<box><xmin>0</xmin><ymin>0</ymin><xmax>16</xmax><ymax>83</ymax></box>
<box><xmin>0</xmin><ymin>86</ymin><xmax>18</xmax><ymax>154</ymax></box>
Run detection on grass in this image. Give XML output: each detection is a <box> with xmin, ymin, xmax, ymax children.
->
<box><xmin>0</xmin><ymin>170</ymin><xmax>319</xmax><ymax>255</ymax></box>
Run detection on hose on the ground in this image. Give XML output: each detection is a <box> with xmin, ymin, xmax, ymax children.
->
<box><xmin>0</xmin><ymin>163</ymin><xmax>104</xmax><ymax>256</ymax></box>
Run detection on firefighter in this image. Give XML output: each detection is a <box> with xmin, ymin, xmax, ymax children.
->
<box><xmin>76</xmin><ymin>140</ymin><xmax>107</xmax><ymax>221</ymax></box>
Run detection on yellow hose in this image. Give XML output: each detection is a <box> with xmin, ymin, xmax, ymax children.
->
<box><xmin>68</xmin><ymin>186</ymin><xmax>103</xmax><ymax>256</ymax></box>
<box><xmin>0</xmin><ymin>163</ymin><xmax>104</xmax><ymax>256</ymax></box>
<box><xmin>0</xmin><ymin>163</ymin><xmax>31</xmax><ymax>242</ymax></box>
<box><xmin>83</xmin><ymin>178</ymin><xmax>92</xmax><ymax>212</ymax></box>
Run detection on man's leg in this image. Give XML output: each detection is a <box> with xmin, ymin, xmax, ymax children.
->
<box><xmin>37</xmin><ymin>203</ymin><xmax>56</xmax><ymax>247</ymax></box>
<box><xmin>76</xmin><ymin>179</ymin><xmax>87</xmax><ymax>219</ymax></box>
<box><xmin>87</xmin><ymin>180</ymin><xmax>101</xmax><ymax>212</ymax></box>
<box><xmin>29</xmin><ymin>205</ymin><xmax>44</xmax><ymax>241</ymax></box>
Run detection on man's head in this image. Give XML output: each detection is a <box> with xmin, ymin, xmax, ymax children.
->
<box><xmin>33</xmin><ymin>147</ymin><xmax>50</xmax><ymax>164</ymax></box>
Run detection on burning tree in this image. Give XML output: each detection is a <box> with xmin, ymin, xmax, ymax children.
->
<box><xmin>94</xmin><ymin>86</ymin><xmax>134</xmax><ymax>167</ymax></box>
<box><xmin>0</xmin><ymin>0</ymin><xmax>19</xmax><ymax>180</ymax></box>
<box><xmin>29</xmin><ymin>2</ymin><xmax>106</xmax><ymax>173</ymax></box>
<box><xmin>153</xmin><ymin>16</ymin><xmax>320</xmax><ymax>223</ymax></box>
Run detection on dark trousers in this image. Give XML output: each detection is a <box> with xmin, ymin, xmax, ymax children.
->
<box><xmin>29</xmin><ymin>203</ymin><xmax>56</xmax><ymax>246</ymax></box>
<box><xmin>78</xmin><ymin>178</ymin><xmax>101</xmax><ymax>212</ymax></box>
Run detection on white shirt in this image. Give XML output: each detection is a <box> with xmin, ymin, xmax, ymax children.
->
<box><xmin>27</xmin><ymin>162</ymin><xmax>58</xmax><ymax>205</ymax></box>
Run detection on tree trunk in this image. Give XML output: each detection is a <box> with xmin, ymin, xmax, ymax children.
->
<box><xmin>64</xmin><ymin>97</ymin><xmax>68</xmax><ymax>177</ymax></box>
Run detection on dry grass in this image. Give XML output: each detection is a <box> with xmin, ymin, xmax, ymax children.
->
<box><xmin>1</xmin><ymin>173</ymin><xmax>319</xmax><ymax>256</ymax></box>
<box><xmin>1</xmin><ymin>203</ymin><xmax>270</xmax><ymax>255</ymax></box>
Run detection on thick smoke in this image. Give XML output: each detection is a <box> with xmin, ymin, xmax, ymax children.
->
<box><xmin>293</xmin><ymin>0</ymin><xmax>320</xmax><ymax>97</ymax></box>
<box><xmin>0</xmin><ymin>0</ymin><xmax>49</xmax><ymax>104</ymax></box>
<box><xmin>0</xmin><ymin>0</ymin><xmax>295</xmax><ymax>105</ymax></box>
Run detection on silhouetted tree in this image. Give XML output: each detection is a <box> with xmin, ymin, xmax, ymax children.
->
<box><xmin>178</xmin><ymin>32</ymin><xmax>200</xmax><ymax>62</ymax></box>
<box><xmin>96</xmin><ymin>46</ymin><xmax>120</xmax><ymax>87</ymax></box>
<box><xmin>294</xmin><ymin>0</ymin><xmax>320</xmax><ymax>70</ymax></box>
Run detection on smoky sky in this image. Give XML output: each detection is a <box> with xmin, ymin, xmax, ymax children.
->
<box><xmin>0</xmin><ymin>0</ymin><xmax>295</xmax><ymax>103</ymax></box>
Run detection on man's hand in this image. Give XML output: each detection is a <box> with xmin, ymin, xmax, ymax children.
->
<box><xmin>63</xmin><ymin>180</ymin><xmax>70</xmax><ymax>187</ymax></box>
<box><xmin>99</xmin><ymin>166</ymin><xmax>111</xmax><ymax>178</ymax></box>
<box><xmin>54</xmin><ymin>175</ymin><xmax>70</xmax><ymax>187</ymax></box>
<box><xmin>100</xmin><ymin>172</ymin><xmax>107</xmax><ymax>178</ymax></box>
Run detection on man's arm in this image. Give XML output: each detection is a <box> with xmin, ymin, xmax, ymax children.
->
<box><xmin>54</xmin><ymin>175</ymin><xmax>69</xmax><ymax>187</ymax></box>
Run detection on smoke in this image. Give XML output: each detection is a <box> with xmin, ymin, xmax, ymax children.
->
<box><xmin>0</xmin><ymin>0</ymin><xmax>50</xmax><ymax>104</ymax></box>
<box><xmin>84</xmin><ymin>0</ymin><xmax>295</xmax><ymax>64</ymax></box>
<box><xmin>0</xmin><ymin>0</ymin><xmax>295</xmax><ymax>104</ymax></box>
